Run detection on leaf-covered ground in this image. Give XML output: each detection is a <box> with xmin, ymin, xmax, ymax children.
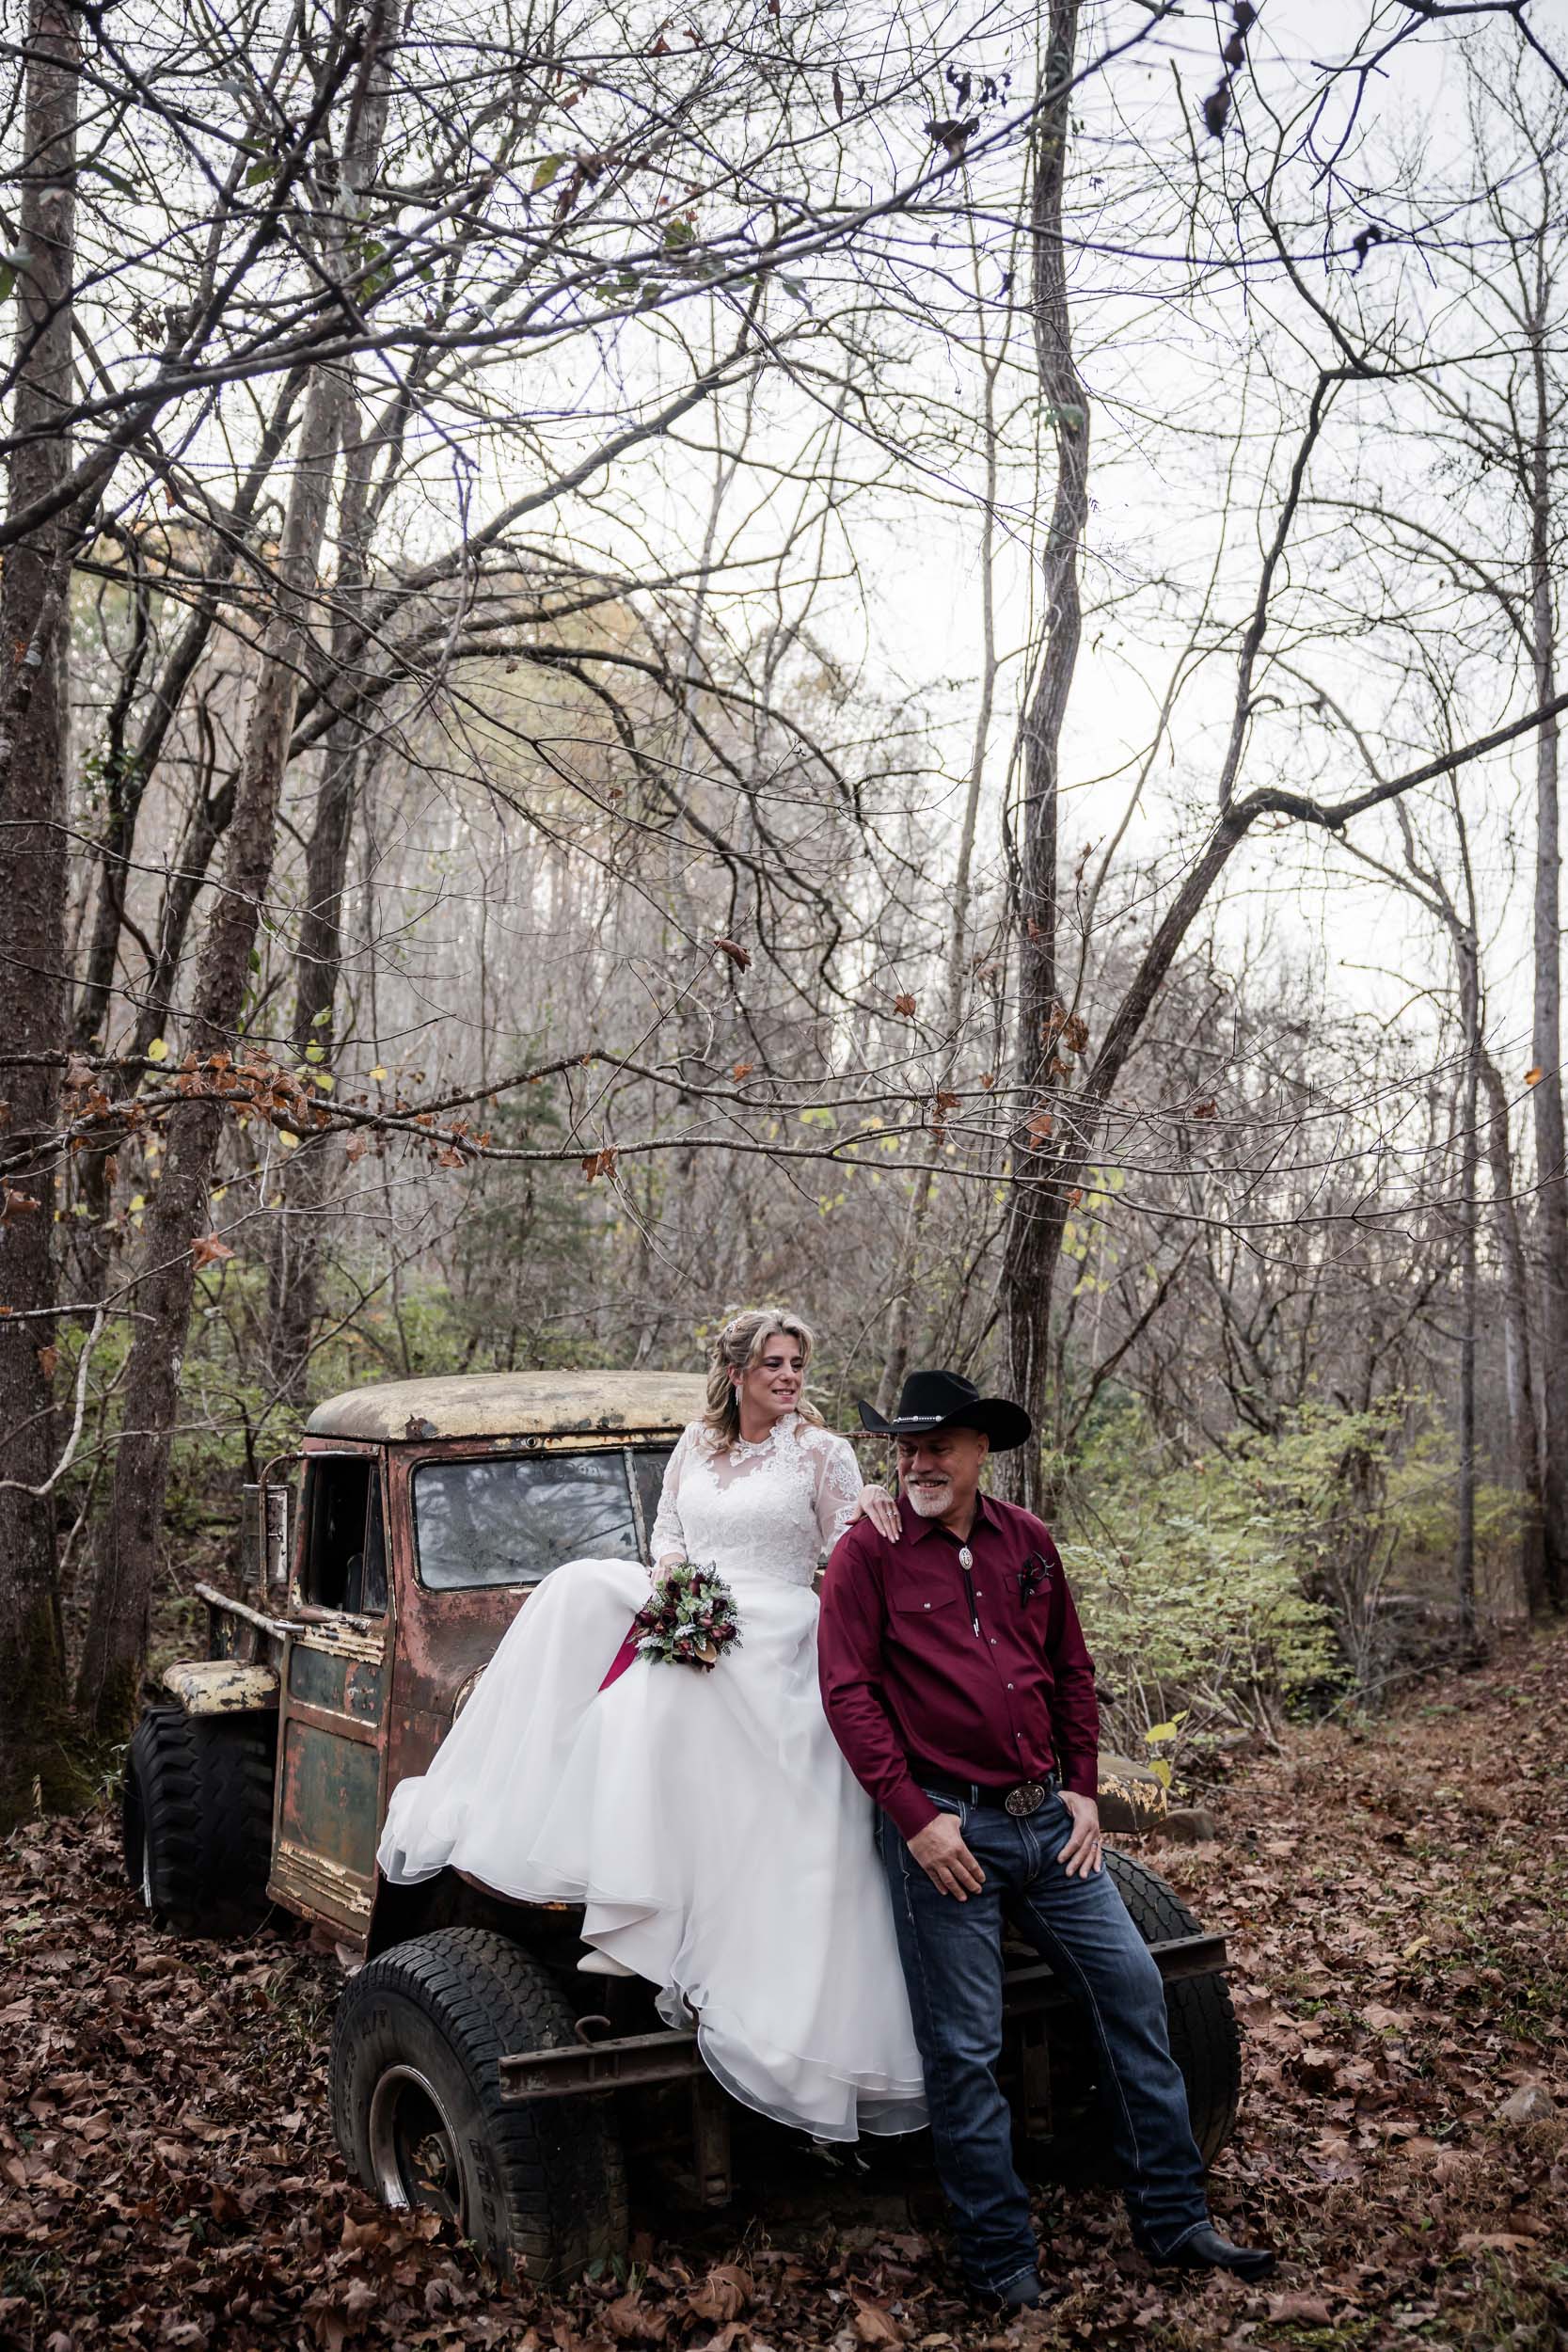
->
<box><xmin>3</xmin><ymin>1630</ymin><xmax>1566</xmax><ymax>2352</ymax></box>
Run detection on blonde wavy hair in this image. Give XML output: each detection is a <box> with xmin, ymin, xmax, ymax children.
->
<box><xmin>702</xmin><ymin>1307</ymin><xmax>827</xmax><ymax>1447</ymax></box>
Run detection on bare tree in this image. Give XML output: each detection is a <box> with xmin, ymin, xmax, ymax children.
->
<box><xmin>995</xmin><ymin>0</ymin><xmax>1089</xmax><ymax>1508</ymax></box>
<box><xmin>73</xmin><ymin>0</ymin><xmax>404</xmax><ymax>1732</ymax></box>
<box><xmin>0</xmin><ymin>0</ymin><xmax>82</xmax><ymax>1820</ymax></box>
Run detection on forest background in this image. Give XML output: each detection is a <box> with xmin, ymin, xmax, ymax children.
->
<box><xmin>3</xmin><ymin>0</ymin><xmax>1568</xmax><ymax>1828</ymax></box>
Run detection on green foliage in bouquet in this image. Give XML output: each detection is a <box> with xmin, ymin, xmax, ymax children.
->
<box><xmin>633</xmin><ymin>1561</ymin><xmax>742</xmax><ymax>1672</ymax></box>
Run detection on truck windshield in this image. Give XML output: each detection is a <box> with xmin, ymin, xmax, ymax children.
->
<box><xmin>411</xmin><ymin>1447</ymin><xmax>671</xmax><ymax>1590</ymax></box>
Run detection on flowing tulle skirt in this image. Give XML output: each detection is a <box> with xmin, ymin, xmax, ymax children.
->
<box><xmin>376</xmin><ymin>1556</ymin><xmax>927</xmax><ymax>2141</ymax></box>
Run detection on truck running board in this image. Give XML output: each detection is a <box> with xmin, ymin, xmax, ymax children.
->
<box><xmin>497</xmin><ymin>1930</ymin><xmax>1227</xmax><ymax>2102</ymax></box>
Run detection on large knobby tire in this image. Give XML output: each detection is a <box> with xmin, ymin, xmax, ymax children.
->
<box><xmin>121</xmin><ymin>1704</ymin><xmax>276</xmax><ymax>1935</ymax></box>
<box><xmin>1104</xmin><ymin>1848</ymin><xmax>1241</xmax><ymax>2166</ymax></box>
<box><xmin>331</xmin><ymin>1927</ymin><xmax>628</xmax><ymax>2280</ymax></box>
<box><xmin>1018</xmin><ymin>1849</ymin><xmax>1241</xmax><ymax>2179</ymax></box>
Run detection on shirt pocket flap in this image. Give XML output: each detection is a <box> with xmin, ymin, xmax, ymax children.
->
<box><xmin>890</xmin><ymin>1582</ymin><xmax>962</xmax><ymax>1615</ymax></box>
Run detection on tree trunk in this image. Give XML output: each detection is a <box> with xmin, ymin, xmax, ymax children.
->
<box><xmin>996</xmin><ymin>0</ymin><xmax>1086</xmax><ymax>1510</ymax></box>
<box><xmin>0</xmin><ymin>0</ymin><xmax>85</xmax><ymax>1829</ymax></box>
<box><xmin>72</xmin><ymin>534</ymin><xmax>151</xmax><ymax>1049</ymax></box>
<box><xmin>73</xmin><ymin>376</ymin><xmax>345</xmax><ymax>1736</ymax></box>
<box><xmin>74</xmin><ymin>0</ymin><xmax>402</xmax><ymax>1734</ymax></box>
<box><xmin>73</xmin><ymin>371</ymin><xmax>307</xmax><ymax>1056</ymax></box>
<box><xmin>1455</xmin><ymin>931</ymin><xmax>1481</xmax><ymax>1646</ymax></box>
<box><xmin>131</xmin><ymin>775</ymin><xmax>239</xmax><ymax>1063</ymax></box>
<box><xmin>267</xmin><ymin>390</ymin><xmax>374</xmax><ymax>1405</ymax></box>
<box><xmin>69</xmin><ymin>759</ymin><xmax>238</xmax><ymax>1306</ymax></box>
<box><xmin>1479</xmin><ymin>1050</ymin><xmax>1547</xmax><ymax>1613</ymax></box>
<box><xmin>67</xmin><ymin>388</ymin><xmax>304</xmax><ymax>1304</ymax></box>
<box><xmin>1526</xmin><ymin>288</ymin><xmax>1568</xmax><ymax>1612</ymax></box>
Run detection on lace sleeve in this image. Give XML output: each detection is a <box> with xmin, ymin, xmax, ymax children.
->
<box><xmin>812</xmin><ymin>1430</ymin><xmax>864</xmax><ymax>1557</ymax></box>
<box><xmin>650</xmin><ymin>1424</ymin><xmax>695</xmax><ymax>1565</ymax></box>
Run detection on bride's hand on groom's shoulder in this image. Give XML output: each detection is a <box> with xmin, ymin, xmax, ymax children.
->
<box><xmin>848</xmin><ymin>1484</ymin><xmax>901</xmax><ymax>1541</ymax></box>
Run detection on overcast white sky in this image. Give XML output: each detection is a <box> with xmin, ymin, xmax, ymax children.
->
<box><xmin>817</xmin><ymin>1</ymin><xmax>1545</xmax><ymax>1087</ymax></box>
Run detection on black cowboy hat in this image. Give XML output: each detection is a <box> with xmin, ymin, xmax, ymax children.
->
<box><xmin>855</xmin><ymin>1369</ymin><xmax>1033</xmax><ymax>1454</ymax></box>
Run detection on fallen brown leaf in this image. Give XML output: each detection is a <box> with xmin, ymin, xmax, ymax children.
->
<box><xmin>687</xmin><ymin>2264</ymin><xmax>752</xmax><ymax>2324</ymax></box>
<box><xmin>851</xmin><ymin>2298</ymin><xmax>905</xmax><ymax>2345</ymax></box>
<box><xmin>1265</xmin><ymin>2293</ymin><xmax>1336</xmax><ymax>2324</ymax></box>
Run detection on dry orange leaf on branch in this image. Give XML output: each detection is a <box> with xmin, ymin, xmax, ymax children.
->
<box><xmin>931</xmin><ymin>1087</ymin><xmax>961</xmax><ymax>1140</ymax></box>
<box><xmin>581</xmin><ymin>1148</ymin><xmax>619</xmax><ymax>1181</ymax></box>
<box><xmin>892</xmin><ymin>993</ymin><xmax>917</xmax><ymax>1017</ymax></box>
<box><xmin>190</xmin><ymin>1233</ymin><xmax>235</xmax><ymax>1268</ymax></box>
<box><xmin>1043</xmin><ymin>1000</ymin><xmax>1090</xmax><ymax>1056</ymax></box>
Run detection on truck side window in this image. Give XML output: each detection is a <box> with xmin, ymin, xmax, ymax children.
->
<box><xmin>303</xmin><ymin>1456</ymin><xmax>379</xmax><ymax>1613</ymax></box>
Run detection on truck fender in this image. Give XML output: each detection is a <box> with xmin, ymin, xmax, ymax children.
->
<box><xmin>161</xmin><ymin>1659</ymin><xmax>280</xmax><ymax>1715</ymax></box>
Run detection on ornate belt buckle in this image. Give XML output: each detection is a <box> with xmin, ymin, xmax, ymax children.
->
<box><xmin>1005</xmin><ymin>1780</ymin><xmax>1047</xmax><ymax>1818</ymax></box>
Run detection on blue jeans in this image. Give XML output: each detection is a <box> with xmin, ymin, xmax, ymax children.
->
<box><xmin>880</xmin><ymin>1789</ymin><xmax>1210</xmax><ymax>2294</ymax></box>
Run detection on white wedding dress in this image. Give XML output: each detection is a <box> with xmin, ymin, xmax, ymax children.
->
<box><xmin>377</xmin><ymin>1412</ymin><xmax>927</xmax><ymax>2142</ymax></box>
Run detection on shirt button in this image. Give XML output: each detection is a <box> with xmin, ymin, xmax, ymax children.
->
<box><xmin>1006</xmin><ymin>1683</ymin><xmax>1014</xmax><ymax>1691</ymax></box>
<box><xmin>923</xmin><ymin>1602</ymin><xmax>931</xmax><ymax>1610</ymax></box>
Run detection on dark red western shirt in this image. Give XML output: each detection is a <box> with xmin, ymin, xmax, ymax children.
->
<box><xmin>818</xmin><ymin>1488</ymin><xmax>1100</xmax><ymax>1841</ymax></box>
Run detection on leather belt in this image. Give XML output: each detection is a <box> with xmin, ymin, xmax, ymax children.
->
<box><xmin>912</xmin><ymin>1761</ymin><xmax>1060</xmax><ymax>1818</ymax></box>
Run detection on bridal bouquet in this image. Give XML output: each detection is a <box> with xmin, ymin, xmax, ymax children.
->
<box><xmin>633</xmin><ymin>1560</ymin><xmax>742</xmax><ymax>1672</ymax></box>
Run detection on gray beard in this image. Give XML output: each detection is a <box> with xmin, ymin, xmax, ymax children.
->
<box><xmin>905</xmin><ymin>1483</ymin><xmax>952</xmax><ymax>1518</ymax></box>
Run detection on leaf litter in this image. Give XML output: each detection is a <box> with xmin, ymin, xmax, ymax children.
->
<box><xmin>4</xmin><ymin>1631</ymin><xmax>1568</xmax><ymax>2350</ymax></box>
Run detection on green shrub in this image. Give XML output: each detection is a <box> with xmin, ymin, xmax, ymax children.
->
<box><xmin>1064</xmin><ymin>1478</ymin><xmax>1338</xmax><ymax>1765</ymax></box>
<box><xmin>1062</xmin><ymin>1392</ymin><xmax>1523</xmax><ymax>1761</ymax></box>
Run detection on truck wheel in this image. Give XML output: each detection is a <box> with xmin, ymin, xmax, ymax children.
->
<box><xmin>1105</xmin><ymin>1849</ymin><xmax>1241</xmax><ymax>2166</ymax></box>
<box><xmin>1021</xmin><ymin>1851</ymin><xmax>1241</xmax><ymax>2177</ymax></box>
<box><xmin>121</xmin><ymin>1705</ymin><xmax>276</xmax><ymax>1935</ymax></box>
<box><xmin>331</xmin><ymin>1927</ymin><xmax>628</xmax><ymax>2280</ymax></box>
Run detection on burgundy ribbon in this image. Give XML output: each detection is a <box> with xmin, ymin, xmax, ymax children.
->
<box><xmin>598</xmin><ymin>1623</ymin><xmax>641</xmax><ymax>1692</ymax></box>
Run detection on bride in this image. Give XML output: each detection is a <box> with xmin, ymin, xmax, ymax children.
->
<box><xmin>377</xmin><ymin>1307</ymin><xmax>927</xmax><ymax>2143</ymax></box>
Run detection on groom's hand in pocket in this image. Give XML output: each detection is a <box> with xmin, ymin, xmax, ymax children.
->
<box><xmin>909</xmin><ymin>1813</ymin><xmax>986</xmax><ymax>1901</ymax></box>
<box><xmin>1056</xmin><ymin>1790</ymin><xmax>1104</xmax><ymax>1877</ymax></box>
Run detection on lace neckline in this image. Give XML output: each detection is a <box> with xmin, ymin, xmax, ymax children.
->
<box><xmin>720</xmin><ymin>1410</ymin><xmax>800</xmax><ymax>1462</ymax></box>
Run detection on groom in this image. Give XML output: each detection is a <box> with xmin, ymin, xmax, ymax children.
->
<box><xmin>818</xmin><ymin>1369</ymin><xmax>1275</xmax><ymax>2311</ymax></box>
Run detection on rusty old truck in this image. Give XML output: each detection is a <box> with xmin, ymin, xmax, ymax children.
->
<box><xmin>121</xmin><ymin>1371</ymin><xmax>1242</xmax><ymax>2280</ymax></box>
